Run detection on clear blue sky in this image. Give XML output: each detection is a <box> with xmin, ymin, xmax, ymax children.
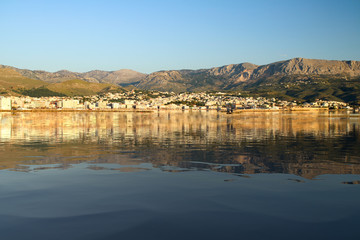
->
<box><xmin>1</xmin><ymin>0</ymin><xmax>360</xmax><ymax>73</ymax></box>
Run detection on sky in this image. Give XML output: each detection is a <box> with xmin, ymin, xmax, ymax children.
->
<box><xmin>1</xmin><ymin>0</ymin><xmax>360</xmax><ymax>73</ymax></box>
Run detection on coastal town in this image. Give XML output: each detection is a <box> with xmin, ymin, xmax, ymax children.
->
<box><xmin>0</xmin><ymin>90</ymin><xmax>354</xmax><ymax>112</ymax></box>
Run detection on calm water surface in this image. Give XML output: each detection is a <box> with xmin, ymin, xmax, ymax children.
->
<box><xmin>0</xmin><ymin>111</ymin><xmax>360</xmax><ymax>240</ymax></box>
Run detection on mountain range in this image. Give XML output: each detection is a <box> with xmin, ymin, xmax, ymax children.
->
<box><xmin>1</xmin><ymin>58</ymin><xmax>360</xmax><ymax>103</ymax></box>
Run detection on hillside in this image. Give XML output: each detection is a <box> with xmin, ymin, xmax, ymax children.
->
<box><xmin>137</xmin><ymin>58</ymin><xmax>360</xmax><ymax>103</ymax></box>
<box><xmin>0</xmin><ymin>65</ymin><xmax>126</xmax><ymax>97</ymax></box>
<box><xmin>0</xmin><ymin>68</ymin><xmax>46</xmax><ymax>95</ymax></box>
<box><xmin>47</xmin><ymin>79</ymin><xmax>125</xmax><ymax>96</ymax></box>
<box><xmin>0</xmin><ymin>65</ymin><xmax>146</xmax><ymax>85</ymax></box>
<box><xmin>137</xmin><ymin>63</ymin><xmax>258</xmax><ymax>92</ymax></box>
<box><xmin>18</xmin><ymin>79</ymin><xmax>126</xmax><ymax>97</ymax></box>
<box><xmin>237</xmin><ymin>58</ymin><xmax>360</xmax><ymax>102</ymax></box>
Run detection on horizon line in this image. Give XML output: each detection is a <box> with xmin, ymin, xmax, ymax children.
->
<box><xmin>1</xmin><ymin>57</ymin><xmax>359</xmax><ymax>74</ymax></box>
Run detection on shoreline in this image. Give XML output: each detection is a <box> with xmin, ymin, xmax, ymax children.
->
<box><xmin>0</xmin><ymin>107</ymin><xmax>345</xmax><ymax>113</ymax></box>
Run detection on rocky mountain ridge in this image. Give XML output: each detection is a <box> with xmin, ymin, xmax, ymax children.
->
<box><xmin>137</xmin><ymin>58</ymin><xmax>360</xmax><ymax>92</ymax></box>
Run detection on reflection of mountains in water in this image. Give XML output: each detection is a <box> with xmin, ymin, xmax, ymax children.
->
<box><xmin>0</xmin><ymin>111</ymin><xmax>359</xmax><ymax>178</ymax></box>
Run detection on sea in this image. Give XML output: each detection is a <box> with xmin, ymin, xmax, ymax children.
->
<box><xmin>0</xmin><ymin>110</ymin><xmax>360</xmax><ymax>240</ymax></box>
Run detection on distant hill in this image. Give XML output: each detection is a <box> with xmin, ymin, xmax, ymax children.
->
<box><xmin>0</xmin><ymin>65</ymin><xmax>146</xmax><ymax>86</ymax></box>
<box><xmin>137</xmin><ymin>62</ymin><xmax>259</xmax><ymax>92</ymax></box>
<box><xmin>137</xmin><ymin>58</ymin><xmax>360</xmax><ymax>103</ymax></box>
<box><xmin>82</xmin><ymin>69</ymin><xmax>146</xmax><ymax>85</ymax></box>
<box><xmin>0</xmin><ymin>66</ymin><xmax>126</xmax><ymax>97</ymax></box>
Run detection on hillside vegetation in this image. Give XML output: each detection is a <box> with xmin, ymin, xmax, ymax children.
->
<box><xmin>47</xmin><ymin>79</ymin><xmax>125</xmax><ymax>96</ymax></box>
<box><xmin>0</xmin><ymin>68</ymin><xmax>46</xmax><ymax>94</ymax></box>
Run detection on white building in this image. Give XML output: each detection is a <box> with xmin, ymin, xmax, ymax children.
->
<box><xmin>61</xmin><ymin>99</ymin><xmax>81</xmax><ymax>109</ymax></box>
<box><xmin>0</xmin><ymin>96</ymin><xmax>12</xmax><ymax>110</ymax></box>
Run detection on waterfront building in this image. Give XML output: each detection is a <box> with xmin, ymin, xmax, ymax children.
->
<box><xmin>0</xmin><ymin>96</ymin><xmax>12</xmax><ymax>110</ymax></box>
<box><xmin>61</xmin><ymin>99</ymin><xmax>82</xmax><ymax>109</ymax></box>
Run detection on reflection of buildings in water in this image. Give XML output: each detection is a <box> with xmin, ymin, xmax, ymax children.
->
<box><xmin>140</xmin><ymin>147</ymin><xmax>360</xmax><ymax>179</ymax></box>
<box><xmin>2</xmin><ymin>144</ymin><xmax>360</xmax><ymax>179</ymax></box>
<box><xmin>0</xmin><ymin>111</ymin><xmax>358</xmax><ymax>144</ymax></box>
<box><xmin>1</xmin><ymin>111</ymin><xmax>360</xmax><ymax>178</ymax></box>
